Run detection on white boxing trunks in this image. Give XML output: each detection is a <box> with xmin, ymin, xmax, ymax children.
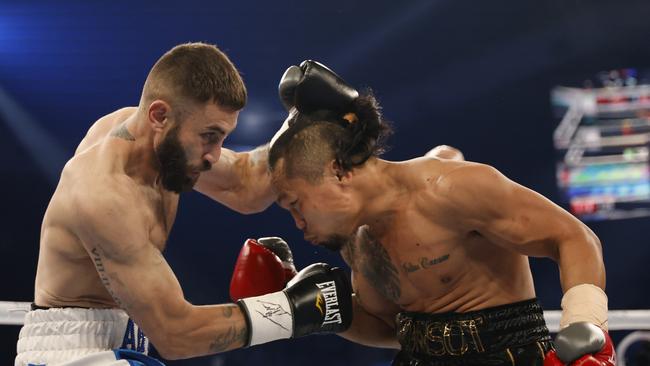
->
<box><xmin>15</xmin><ymin>307</ymin><xmax>164</xmax><ymax>366</ymax></box>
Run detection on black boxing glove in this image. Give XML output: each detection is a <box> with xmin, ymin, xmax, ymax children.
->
<box><xmin>237</xmin><ymin>263</ymin><xmax>353</xmax><ymax>346</ymax></box>
<box><xmin>278</xmin><ymin>60</ymin><xmax>359</xmax><ymax>114</ymax></box>
<box><xmin>257</xmin><ymin>237</ymin><xmax>298</xmax><ymax>282</ymax></box>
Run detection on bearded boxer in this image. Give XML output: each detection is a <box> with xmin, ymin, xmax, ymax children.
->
<box><xmin>265</xmin><ymin>61</ymin><xmax>614</xmax><ymax>365</ymax></box>
<box><xmin>16</xmin><ymin>44</ymin><xmax>352</xmax><ymax>366</ymax></box>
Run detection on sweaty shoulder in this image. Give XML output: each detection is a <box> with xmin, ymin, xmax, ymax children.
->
<box><xmin>399</xmin><ymin>157</ymin><xmax>472</xmax><ymax>190</ymax></box>
<box><xmin>411</xmin><ymin>159</ymin><xmax>503</xmax><ymax>219</ymax></box>
<box><xmin>75</xmin><ymin>107</ymin><xmax>137</xmax><ymax>155</ymax></box>
<box><xmin>431</xmin><ymin>161</ymin><xmax>502</xmax><ymax>194</ymax></box>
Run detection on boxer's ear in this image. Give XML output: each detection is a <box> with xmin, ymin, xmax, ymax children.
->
<box><xmin>148</xmin><ymin>100</ymin><xmax>171</xmax><ymax>132</ymax></box>
<box><xmin>329</xmin><ymin>160</ymin><xmax>351</xmax><ymax>183</ymax></box>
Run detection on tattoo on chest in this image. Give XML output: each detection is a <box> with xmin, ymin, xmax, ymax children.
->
<box><xmin>111</xmin><ymin>123</ymin><xmax>135</xmax><ymax>141</ymax></box>
<box><xmin>402</xmin><ymin>254</ymin><xmax>450</xmax><ymax>273</ymax></box>
<box><xmin>357</xmin><ymin>229</ymin><xmax>401</xmax><ymax>302</ymax></box>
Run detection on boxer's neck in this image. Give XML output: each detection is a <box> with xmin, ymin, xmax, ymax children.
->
<box><xmin>117</xmin><ymin>110</ymin><xmax>162</xmax><ymax>188</ymax></box>
<box><xmin>351</xmin><ymin>159</ymin><xmax>407</xmax><ymax>230</ymax></box>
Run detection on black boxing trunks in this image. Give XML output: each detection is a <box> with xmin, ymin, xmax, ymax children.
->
<box><xmin>393</xmin><ymin>298</ymin><xmax>553</xmax><ymax>366</ymax></box>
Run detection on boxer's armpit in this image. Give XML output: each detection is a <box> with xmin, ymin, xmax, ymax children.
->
<box><xmin>209</xmin><ymin>324</ymin><xmax>247</xmax><ymax>352</ymax></box>
<box><xmin>110</xmin><ymin>123</ymin><xmax>135</xmax><ymax>141</ymax></box>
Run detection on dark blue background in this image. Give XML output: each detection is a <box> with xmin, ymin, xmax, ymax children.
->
<box><xmin>1</xmin><ymin>0</ymin><xmax>649</xmax><ymax>365</ymax></box>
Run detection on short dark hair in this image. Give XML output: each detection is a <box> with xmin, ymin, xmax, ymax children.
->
<box><xmin>142</xmin><ymin>42</ymin><xmax>246</xmax><ymax>111</ymax></box>
<box><xmin>269</xmin><ymin>90</ymin><xmax>392</xmax><ymax>183</ymax></box>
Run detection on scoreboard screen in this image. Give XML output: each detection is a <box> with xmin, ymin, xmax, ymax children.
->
<box><xmin>552</xmin><ymin>69</ymin><xmax>650</xmax><ymax>221</ymax></box>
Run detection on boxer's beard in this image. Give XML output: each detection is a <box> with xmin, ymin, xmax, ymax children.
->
<box><xmin>318</xmin><ymin>234</ymin><xmax>348</xmax><ymax>252</ymax></box>
<box><xmin>156</xmin><ymin>126</ymin><xmax>195</xmax><ymax>194</ymax></box>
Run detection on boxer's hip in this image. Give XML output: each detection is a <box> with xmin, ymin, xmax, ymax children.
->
<box><xmin>393</xmin><ymin>298</ymin><xmax>553</xmax><ymax>366</ymax></box>
<box><xmin>15</xmin><ymin>306</ymin><xmax>151</xmax><ymax>366</ymax></box>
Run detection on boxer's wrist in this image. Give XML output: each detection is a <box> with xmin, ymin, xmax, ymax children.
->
<box><xmin>238</xmin><ymin>291</ymin><xmax>294</xmax><ymax>347</ymax></box>
<box><xmin>560</xmin><ymin>283</ymin><xmax>608</xmax><ymax>331</ymax></box>
<box><xmin>237</xmin><ymin>263</ymin><xmax>352</xmax><ymax>347</ymax></box>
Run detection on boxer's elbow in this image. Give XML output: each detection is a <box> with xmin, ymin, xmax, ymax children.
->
<box><xmin>154</xmin><ymin>343</ymin><xmax>186</xmax><ymax>360</ymax></box>
<box><xmin>147</xmin><ymin>310</ymin><xmax>203</xmax><ymax>360</ymax></box>
<box><xmin>153</xmin><ymin>331</ymin><xmax>201</xmax><ymax>360</ymax></box>
<box><xmin>149</xmin><ymin>334</ymin><xmax>185</xmax><ymax>360</ymax></box>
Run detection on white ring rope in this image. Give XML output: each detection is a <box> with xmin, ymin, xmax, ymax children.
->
<box><xmin>616</xmin><ymin>331</ymin><xmax>650</xmax><ymax>366</ymax></box>
<box><xmin>1</xmin><ymin>301</ymin><xmax>650</xmax><ymax>332</ymax></box>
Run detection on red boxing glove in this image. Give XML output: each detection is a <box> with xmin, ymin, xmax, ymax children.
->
<box><xmin>544</xmin><ymin>322</ymin><xmax>615</xmax><ymax>366</ymax></box>
<box><xmin>229</xmin><ymin>238</ymin><xmax>295</xmax><ymax>301</ymax></box>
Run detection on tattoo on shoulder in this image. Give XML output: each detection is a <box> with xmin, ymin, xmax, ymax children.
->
<box><xmin>110</xmin><ymin>123</ymin><xmax>135</xmax><ymax>141</ymax></box>
<box><xmin>358</xmin><ymin>228</ymin><xmax>401</xmax><ymax>302</ymax></box>
<box><xmin>209</xmin><ymin>325</ymin><xmax>247</xmax><ymax>352</ymax></box>
<box><xmin>402</xmin><ymin>254</ymin><xmax>450</xmax><ymax>273</ymax></box>
<box><xmin>91</xmin><ymin>247</ymin><xmax>128</xmax><ymax>309</ymax></box>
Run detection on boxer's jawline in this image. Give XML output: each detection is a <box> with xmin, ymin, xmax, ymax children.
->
<box><xmin>209</xmin><ymin>324</ymin><xmax>247</xmax><ymax>352</ymax></box>
<box><xmin>401</xmin><ymin>254</ymin><xmax>450</xmax><ymax>273</ymax></box>
<box><xmin>358</xmin><ymin>228</ymin><xmax>401</xmax><ymax>302</ymax></box>
<box><xmin>90</xmin><ymin>247</ymin><xmax>129</xmax><ymax>310</ymax></box>
<box><xmin>111</xmin><ymin>123</ymin><xmax>136</xmax><ymax>141</ymax></box>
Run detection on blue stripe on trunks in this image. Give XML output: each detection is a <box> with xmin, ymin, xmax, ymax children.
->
<box><xmin>113</xmin><ymin>349</ymin><xmax>166</xmax><ymax>366</ymax></box>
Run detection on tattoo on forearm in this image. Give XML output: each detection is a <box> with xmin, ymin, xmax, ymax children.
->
<box><xmin>209</xmin><ymin>325</ymin><xmax>247</xmax><ymax>352</ymax></box>
<box><xmin>401</xmin><ymin>254</ymin><xmax>450</xmax><ymax>273</ymax></box>
<box><xmin>110</xmin><ymin>123</ymin><xmax>135</xmax><ymax>141</ymax></box>
<box><xmin>222</xmin><ymin>305</ymin><xmax>238</xmax><ymax>318</ymax></box>
<box><xmin>358</xmin><ymin>228</ymin><xmax>401</xmax><ymax>302</ymax></box>
<box><xmin>91</xmin><ymin>247</ymin><xmax>127</xmax><ymax>309</ymax></box>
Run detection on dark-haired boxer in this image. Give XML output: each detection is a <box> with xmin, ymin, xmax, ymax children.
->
<box><xmin>266</xmin><ymin>61</ymin><xmax>614</xmax><ymax>366</ymax></box>
<box><xmin>16</xmin><ymin>44</ymin><xmax>352</xmax><ymax>366</ymax></box>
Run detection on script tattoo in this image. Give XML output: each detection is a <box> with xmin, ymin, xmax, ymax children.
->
<box><xmin>209</xmin><ymin>325</ymin><xmax>247</xmax><ymax>352</ymax></box>
<box><xmin>402</xmin><ymin>254</ymin><xmax>450</xmax><ymax>273</ymax></box>
<box><xmin>110</xmin><ymin>123</ymin><xmax>135</xmax><ymax>141</ymax></box>
<box><xmin>357</xmin><ymin>228</ymin><xmax>401</xmax><ymax>302</ymax></box>
<box><xmin>91</xmin><ymin>247</ymin><xmax>128</xmax><ymax>309</ymax></box>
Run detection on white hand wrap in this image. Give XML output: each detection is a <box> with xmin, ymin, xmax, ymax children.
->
<box><xmin>238</xmin><ymin>291</ymin><xmax>294</xmax><ymax>346</ymax></box>
<box><xmin>560</xmin><ymin>283</ymin><xmax>608</xmax><ymax>331</ymax></box>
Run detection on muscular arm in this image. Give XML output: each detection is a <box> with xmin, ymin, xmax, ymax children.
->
<box><xmin>436</xmin><ymin>163</ymin><xmax>605</xmax><ymax>292</ymax></box>
<box><xmin>73</xmin><ymin>180</ymin><xmax>247</xmax><ymax>360</ymax></box>
<box><xmin>194</xmin><ymin>145</ymin><xmax>275</xmax><ymax>214</ymax></box>
<box><xmin>338</xmin><ymin>271</ymin><xmax>401</xmax><ymax>349</ymax></box>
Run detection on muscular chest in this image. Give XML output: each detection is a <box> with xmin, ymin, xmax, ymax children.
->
<box><xmin>145</xmin><ymin>188</ymin><xmax>179</xmax><ymax>251</ymax></box>
<box><xmin>347</xmin><ymin>212</ymin><xmax>468</xmax><ymax>306</ymax></box>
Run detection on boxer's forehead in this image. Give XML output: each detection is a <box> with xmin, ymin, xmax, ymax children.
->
<box><xmin>201</xmin><ymin>102</ymin><xmax>239</xmax><ymax>133</ymax></box>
